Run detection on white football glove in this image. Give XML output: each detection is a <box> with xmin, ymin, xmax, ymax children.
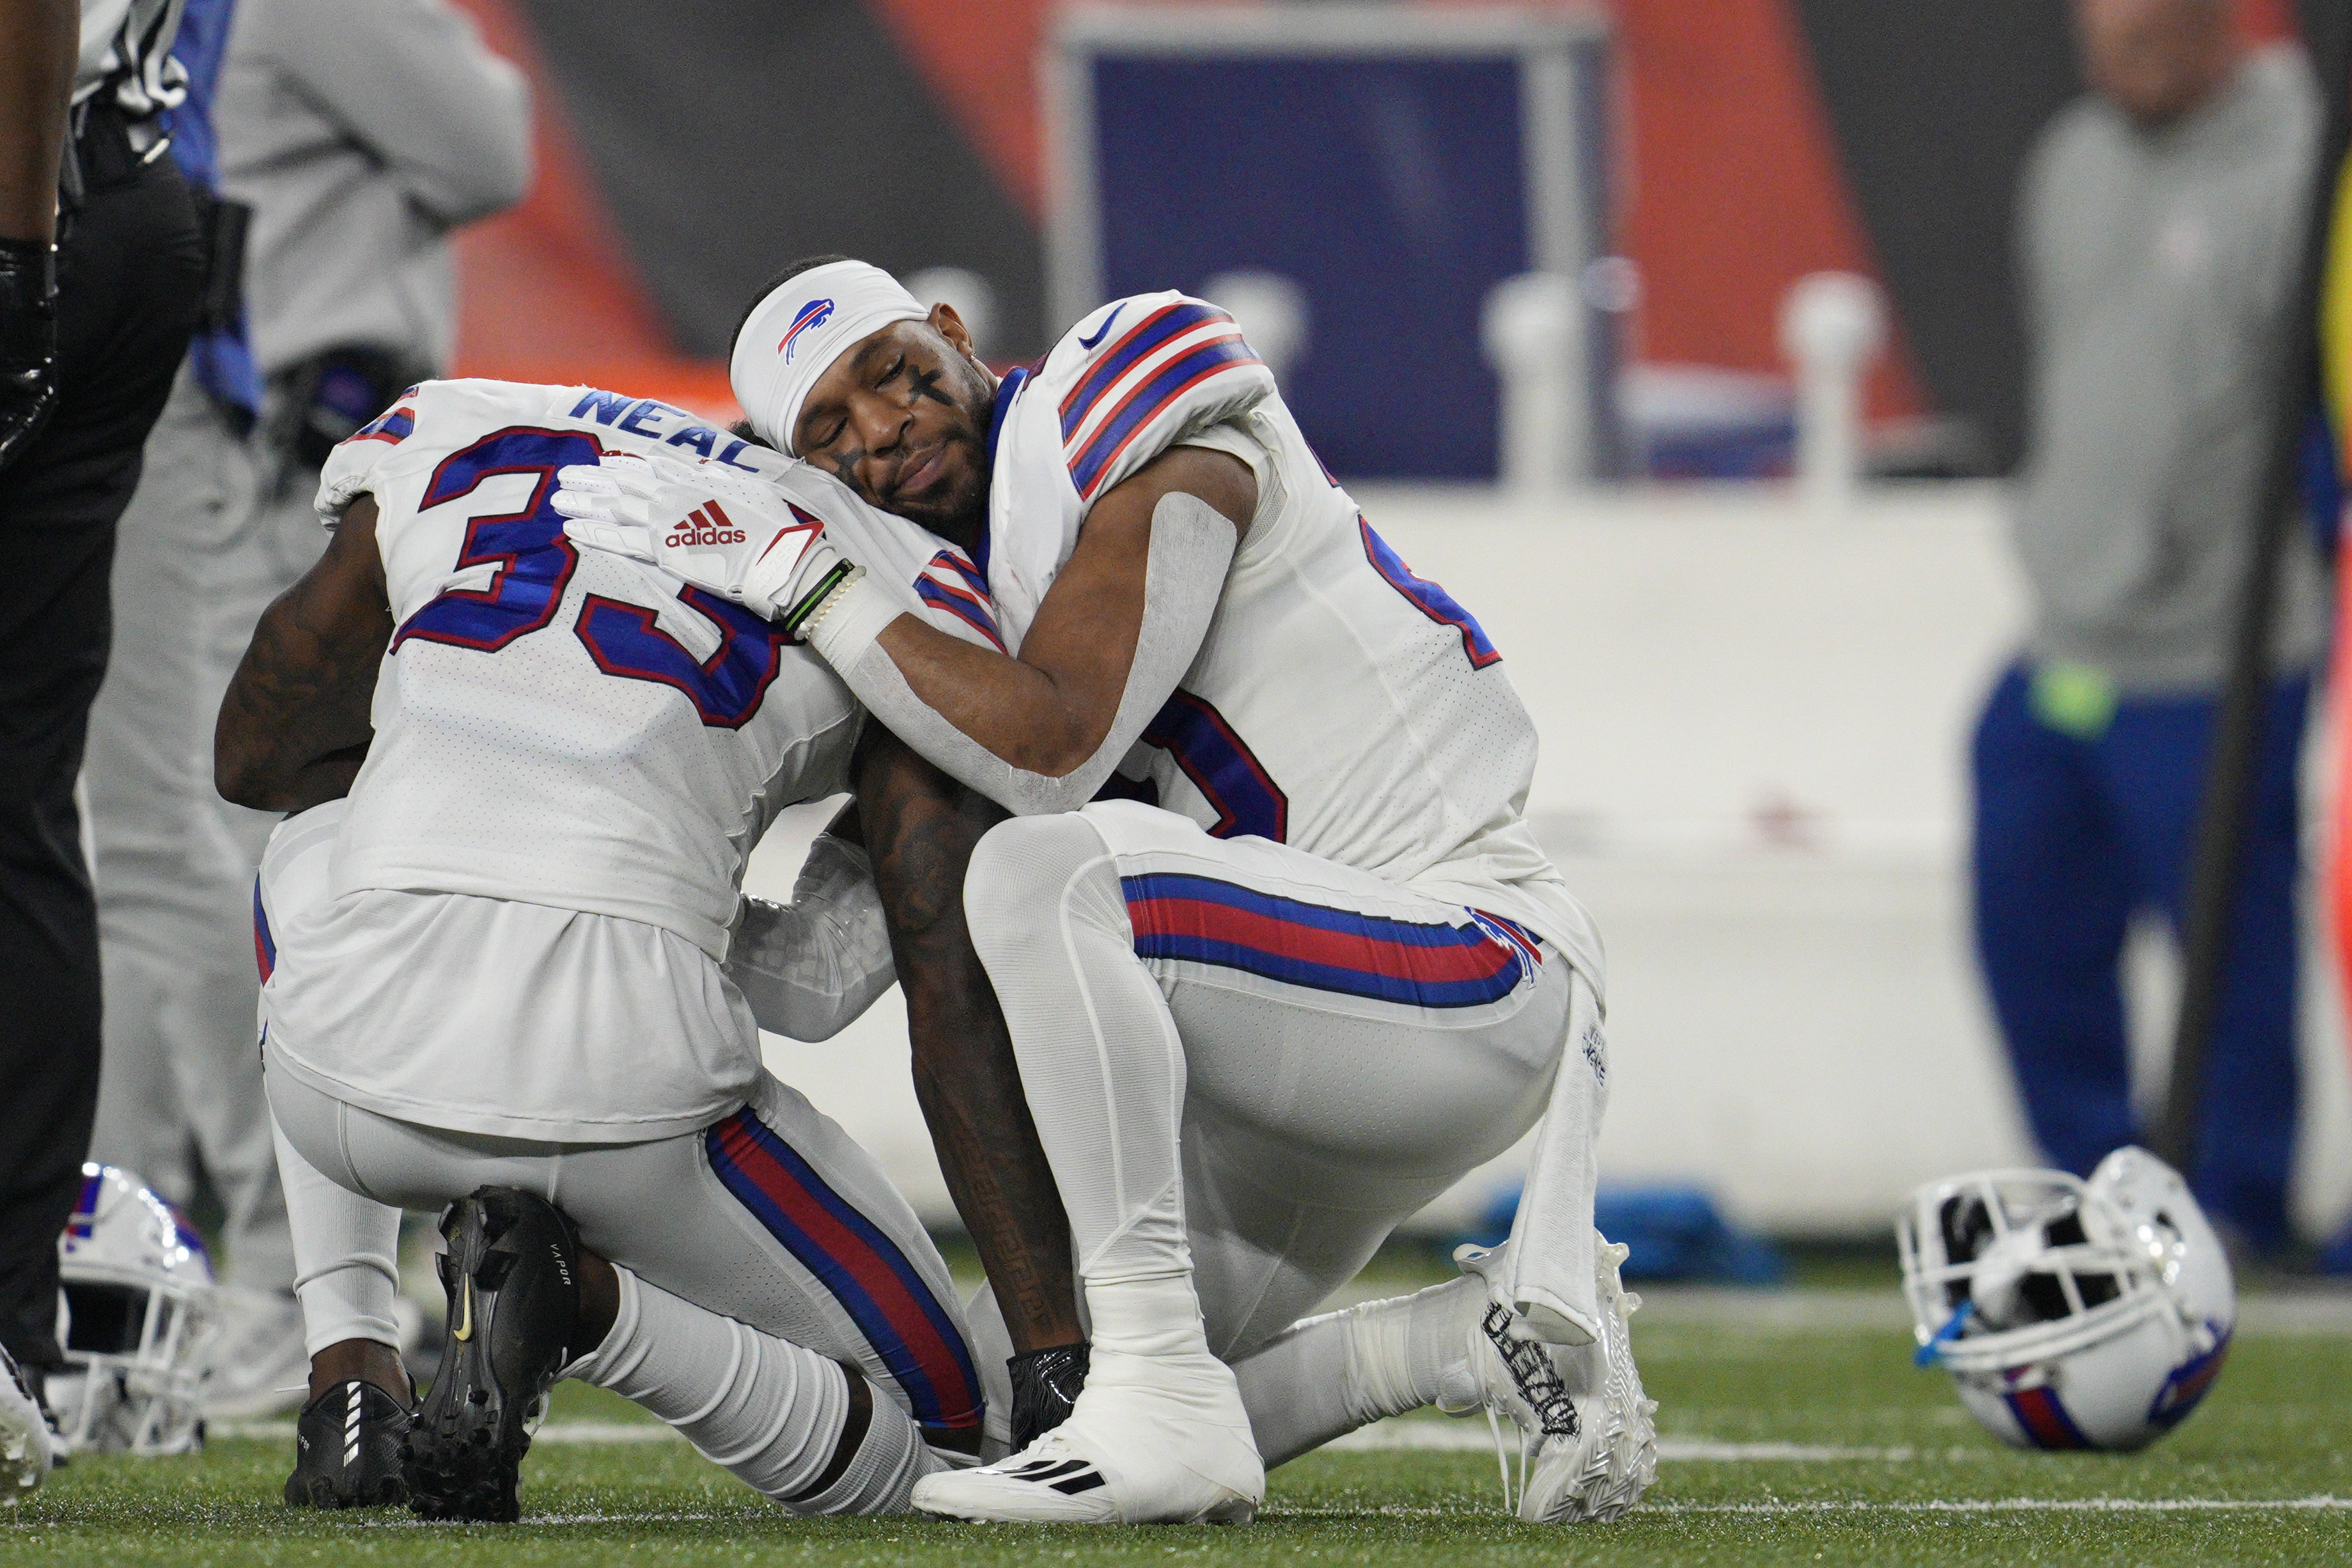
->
<box><xmin>552</xmin><ymin>451</ymin><xmax>862</xmax><ymax>634</ymax></box>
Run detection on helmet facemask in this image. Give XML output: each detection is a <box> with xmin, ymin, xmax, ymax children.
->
<box><xmin>51</xmin><ymin>1165</ymin><xmax>219</xmax><ymax>1455</ymax></box>
<box><xmin>1896</xmin><ymin>1147</ymin><xmax>2232</xmax><ymax>1451</ymax></box>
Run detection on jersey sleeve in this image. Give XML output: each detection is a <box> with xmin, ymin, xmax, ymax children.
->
<box><xmin>775</xmin><ymin>466</ymin><xmax>1009</xmax><ymax>651</ymax></box>
<box><xmin>1046</xmin><ymin>293</ymin><xmax>1276</xmax><ymax>507</ymax></box>
<box><xmin>313</xmin><ymin>382</ymin><xmax>426</xmax><ymax>525</ymax></box>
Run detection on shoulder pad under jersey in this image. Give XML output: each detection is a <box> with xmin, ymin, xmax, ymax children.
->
<box><xmin>1038</xmin><ymin>292</ymin><xmax>1275</xmax><ymax>508</ymax></box>
<box><xmin>313</xmin><ymin>378</ymin><xmax>583</xmax><ymax>526</ymax></box>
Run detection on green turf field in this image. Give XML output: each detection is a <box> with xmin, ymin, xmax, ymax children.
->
<box><xmin>8</xmin><ymin>1284</ymin><xmax>2349</xmax><ymax>1567</ymax></box>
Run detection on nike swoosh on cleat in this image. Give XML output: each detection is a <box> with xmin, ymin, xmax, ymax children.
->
<box><xmin>1076</xmin><ymin>306</ymin><xmax>1124</xmax><ymax>350</ymax></box>
<box><xmin>454</xmin><ymin>1282</ymin><xmax>474</xmax><ymax>1343</ymax></box>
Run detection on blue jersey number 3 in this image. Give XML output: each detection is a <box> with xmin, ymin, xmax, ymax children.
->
<box><xmin>394</xmin><ymin>427</ymin><xmax>790</xmax><ymax>729</ymax></box>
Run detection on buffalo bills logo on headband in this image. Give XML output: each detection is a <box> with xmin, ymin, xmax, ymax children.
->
<box><xmin>780</xmin><ymin>299</ymin><xmax>836</xmax><ymax>362</ymax></box>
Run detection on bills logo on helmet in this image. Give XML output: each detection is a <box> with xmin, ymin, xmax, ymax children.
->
<box><xmin>781</xmin><ymin>299</ymin><xmax>835</xmax><ymax>362</ymax></box>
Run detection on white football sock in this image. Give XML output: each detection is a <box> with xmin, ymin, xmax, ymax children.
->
<box><xmin>1231</xmin><ymin>1274</ymin><xmax>1483</xmax><ymax>1467</ymax></box>
<box><xmin>1086</xmin><ymin>1269</ymin><xmax>1215</xmax><ymax>1362</ymax></box>
<box><xmin>568</xmin><ymin>1266</ymin><xmax>940</xmax><ymax>1514</ymax></box>
<box><xmin>272</xmin><ymin>1112</ymin><xmax>402</xmax><ymax>1358</ymax></box>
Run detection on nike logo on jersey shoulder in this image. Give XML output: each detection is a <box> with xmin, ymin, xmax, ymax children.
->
<box><xmin>1075</xmin><ymin>304</ymin><xmax>1125</xmax><ymax>351</ymax></box>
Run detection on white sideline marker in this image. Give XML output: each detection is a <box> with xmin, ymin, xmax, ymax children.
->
<box><xmin>263</xmin><ymin>1498</ymin><xmax>2352</xmax><ymax>1529</ymax></box>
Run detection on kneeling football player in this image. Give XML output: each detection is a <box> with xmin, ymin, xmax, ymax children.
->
<box><xmin>222</xmin><ymin>377</ymin><xmax>1003</xmax><ymax>1519</ymax></box>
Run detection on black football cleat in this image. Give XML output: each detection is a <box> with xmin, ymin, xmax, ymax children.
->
<box><xmin>285</xmin><ymin>1379</ymin><xmax>412</xmax><ymax>1508</ymax></box>
<box><xmin>403</xmin><ymin>1187</ymin><xmax>584</xmax><ymax>1523</ymax></box>
<box><xmin>1007</xmin><ymin>1341</ymin><xmax>1089</xmax><ymax>1450</ymax></box>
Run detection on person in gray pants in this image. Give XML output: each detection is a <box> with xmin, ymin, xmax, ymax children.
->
<box><xmin>82</xmin><ymin>0</ymin><xmax>528</xmax><ymax>1417</ymax></box>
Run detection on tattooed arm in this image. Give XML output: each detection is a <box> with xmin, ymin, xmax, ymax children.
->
<box><xmin>853</xmin><ymin>723</ymin><xmax>1083</xmax><ymax>1353</ymax></box>
<box><xmin>215</xmin><ymin>495</ymin><xmax>394</xmax><ymax>812</ymax></box>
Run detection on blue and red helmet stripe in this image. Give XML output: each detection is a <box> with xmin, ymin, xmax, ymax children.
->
<box><xmin>1121</xmin><ymin>873</ymin><xmax>1530</xmax><ymax>1009</ymax></box>
<box><xmin>2005</xmin><ymin>1385</ymin><xmax>2093</xmax><ymax>1450</ymax></box>
<box><xmin>2149</xmin><ymin>1327</ymin><xmax>2232</xmax><ymax>1429</ymax></box>
<box><xmin>704</xmin><ymin>1109</ymin><xmax>981</xmax><ymax>1434</ymax></box>
<box><xmin>66</xmin><ymin>1170</ymin><xmax>103</xmax><ymax>1240</ymax></box>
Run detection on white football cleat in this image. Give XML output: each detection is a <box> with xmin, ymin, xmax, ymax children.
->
<box><xmin>1445</xmin><ymin>1234</ymin><xmax>1658</xmax><ymax>1523</ymax></box>
<box><xmin>912</xmin><ymin>1337</ymin><xmax>1261</xmax><ymax>1525</ymax></box>
<box><xmin>1</xmin><ymin>1345</ymin><xmax>50</xmax><ymax>1500</ymax></box>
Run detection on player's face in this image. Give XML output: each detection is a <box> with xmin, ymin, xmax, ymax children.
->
<box><xmin>791</xmin><ymin>307</ymin><xmax>995</xmax><ymax>547</ymax></box>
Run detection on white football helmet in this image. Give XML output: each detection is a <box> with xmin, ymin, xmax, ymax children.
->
<box><xmin>1897</xmin><ymin>1145</ymin><xmax>2232</xmax><ymax>1452</ymax></box>
<box><xmin>49</xmin><ymin>1164</ymin><xmax>219</xmax><ymax>1455</ymax></box>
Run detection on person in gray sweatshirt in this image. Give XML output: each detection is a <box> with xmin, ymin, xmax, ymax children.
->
<box><xmin>79</xmin><ymin>0</ymin><xmax>529</xmax><ymax>1425</ymax></box>
<box><xmin>1973</xmin><ymin>0</ymin><xmax>2323</xmax><ymax>1260</ymax></box>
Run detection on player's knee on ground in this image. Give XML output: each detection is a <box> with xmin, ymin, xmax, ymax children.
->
<box><xmin>962</xmin><ymin>813</ymin><xmax>1125</xmax><ymax>979</ymax></box>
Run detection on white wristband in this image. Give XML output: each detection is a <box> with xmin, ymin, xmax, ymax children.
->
<box><xmin>802</xmin><ymin>572</ymin><xmax>904</xmax><ymax>669</ymax></box>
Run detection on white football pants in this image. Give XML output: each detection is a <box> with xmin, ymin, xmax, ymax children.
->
<box><xmin>269</xmin><ymin>1062</ymin><xmax>978</xmax><ymax>1511</ymax></box>
<box><xmin>267</xmin><ymin>1064</ymin><xmax>983</xmax><ymax>1443</ymax></box>
<box><xmin>962</xmin><ymin>802</ymin><xmax>1578</xmax><ymax>1362</ymax></box>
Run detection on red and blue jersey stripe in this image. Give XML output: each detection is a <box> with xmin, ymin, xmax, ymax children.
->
<box><xmin>348</xmin><ymin>395</ymin><xmax>417</xmax><ymax>446</ymax></box>
<box><xmin>915</xmin><ymin>549</ymin><xmax>1006</xmax><ymax>651</ymax></box>
<box><xmin>253</xmin><ymin>879</ymin><xmax>276</xmax><ymax>983</ymax></box>
<box><xmin>1060</xmin><ymin>301</ymin><xmax>1263</xmax><ymax>501</ymax></box>
<box><xmin>705</xmin><ymin>1108</ymin><xmax>982</xmax><ymax>1436</ymax></box>
<box><xmin>2004</xmin><ymin>1385</ymin><xmax>2092</xmax><ymax>1450</ymax></box>
<box><xmin>1121</xmin><ymin>873</ymin><xmax>1535</xmax><ymax>1009</ymax></box>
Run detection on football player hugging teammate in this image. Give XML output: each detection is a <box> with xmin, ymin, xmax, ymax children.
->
<box><xmin>550</xmin><ymin>258</ymin><xmax>1658</xmax><ymax>1525</ymax></box>
<box><xmin>224</xmin><ymin>260</ymin><xmax>1654</xmax><ymax>1527</ymax></box>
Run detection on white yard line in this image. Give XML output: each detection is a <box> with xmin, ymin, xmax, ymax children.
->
<box><xmin>1643</xmin><ymin>1496</ymin><xmax>2352</xmax><ymax>1515</ymax></box>
<box><xmin>1270</xmin><ymin>1496</ymin><xmax>2352</xmax><ymax>1519</ymax></box>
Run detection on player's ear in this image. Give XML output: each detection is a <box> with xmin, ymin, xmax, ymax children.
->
<box><xmin>930</xmin><ymin>303</ymin><xmax>984</xmax><ymax>372</ymax></box>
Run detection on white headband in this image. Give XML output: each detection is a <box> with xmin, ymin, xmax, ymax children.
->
<box><xmin>730</xmin><ymin>260</ymin><xmax>927</xmax><ymax>455</ymax></box>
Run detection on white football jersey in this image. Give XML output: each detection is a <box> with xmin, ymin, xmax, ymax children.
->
<box><xmin>316</xmin><ymin>378</ymin><xmax>1001</xmax><ymax>959</ymax></box>
<box><xmin>983</xmin><ymin>296</ymin><xmax>1600</xmax><ymax>983</ymax></box>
